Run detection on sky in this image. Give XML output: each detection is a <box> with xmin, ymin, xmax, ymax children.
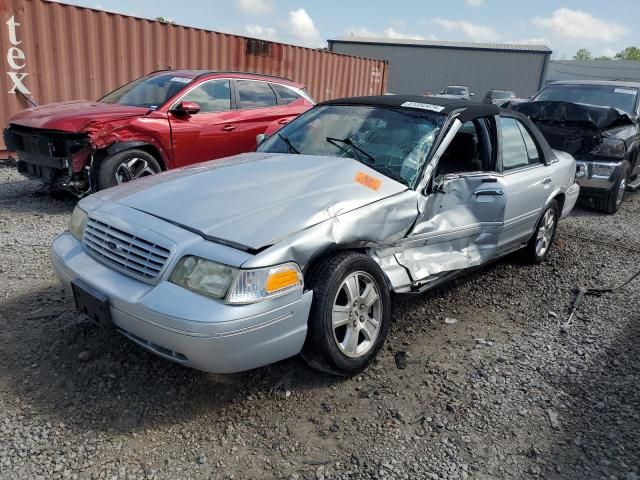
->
<box><xmin>55</xmin><ymin>0</ymin><xmax>640</xmax><ymax>59</ymax></box>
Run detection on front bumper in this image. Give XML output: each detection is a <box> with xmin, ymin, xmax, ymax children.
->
<box><xmin>51</xmin><ymin>232</ymin><xmax>313</xmax><ymax>373</ymax></box>
<box><xmin>575</xmin><ymin>160</ymin><xmax>624</xmax><ymax>193</ymax></box>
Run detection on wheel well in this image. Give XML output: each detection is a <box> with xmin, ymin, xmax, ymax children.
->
<box><xmin>553</xmin><ymin>193</ymin><xmax>565</xmax><ymax>214</ymax></box>
<box><xmin>96</xmin><ymin>143</ymin><xmax>167</xmax><ymax>171</ymax></box>
<box><xmin>303</xmin><ymin>247</ymin><xmax>367</xmax><ymax>285</ymax></box>
<box><xmin>134</xmin><ymin>144</ymin><xmax>167</xmax><ymax>170</ymax></box>
<box><xmin>628</xmin><ymin>147</ymin><xmax>637</xmax><ymax>173</ymax></box>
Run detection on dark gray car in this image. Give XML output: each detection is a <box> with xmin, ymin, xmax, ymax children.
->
<box><xmin>507</xmin><ymin>80</ymin><xmax>640</xmax><ymax>213</ymax></box>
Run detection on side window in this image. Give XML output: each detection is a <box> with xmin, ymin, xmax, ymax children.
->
<box><xmin>271</xmin><ymin>84</ymin><xmax>302</xmax><ymax>104</ymax></box>
<box><xmin>499</xmin><ymin>117</ymin><xmax>529</xmax><ymax>171</ymax></box>
<box><xmin>179</xmin><ymin>79</ymin><xmax>231</xmax><ymax>113</ymax></box>
<box><xmin>436</xmin><ymin>120</ymin><xmax>487</xmax><ymax>176</ymax></box>
<box><xmin>236</xmin><ymin>80</ymin><xmax>277</xmax><ymax>109</ymax></box>
<box><xmin>516</xmin><ymin>121</ymin><xmax>541</xmax><ymax>164</ymax></box>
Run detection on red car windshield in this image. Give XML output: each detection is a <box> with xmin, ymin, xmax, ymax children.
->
<box><xmin>100</xmin><ymin>73</ymin><xmax>194</xmax><ymax>109</ymax></box>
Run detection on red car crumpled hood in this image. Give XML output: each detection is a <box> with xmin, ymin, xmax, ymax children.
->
<box><xmin>8</xmin><ymin>100</ymin><xmax>150</xmax><ymax>132</ymax></box>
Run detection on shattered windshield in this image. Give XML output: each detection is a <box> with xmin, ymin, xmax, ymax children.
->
<box><xmin>534</xmin><ymin>84</ymin><xmax>639</xmax><ymax>114</ymax></box>
<box><xmin>257</xmin><ymin>105</ymin><xmax>445</xmax><ymax>188</ymax></box>
<box><xmin>100</xmin><ymin>73</ymin><xmax>193</xmax><ymax>109</ymax></box>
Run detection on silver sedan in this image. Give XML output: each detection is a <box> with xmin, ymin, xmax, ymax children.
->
<box><xmin>51</xmin><ymin>95</ymin><xmax>579</xmax><ymax>376</ymax></box>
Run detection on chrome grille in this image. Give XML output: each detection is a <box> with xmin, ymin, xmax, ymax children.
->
<box><xmin>83</xmin><ymin>218</ymin><xmax>171</xmax><ymax>281</ymax></box>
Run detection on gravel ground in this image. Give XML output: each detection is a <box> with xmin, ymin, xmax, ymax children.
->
<box><xmin>0</xmin><ymin>162</ymin><xmax>639</xmax><ymax>480</ymax></box>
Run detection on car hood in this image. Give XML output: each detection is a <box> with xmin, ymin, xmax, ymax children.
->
<box><xmin>92</xmin><ymin>152</ymin><xmax>408</xmax><ymax>250</ymax></box>
<box><xmin>8</xmin><ymin>101</ymin><xmax>150</xmax><ymax>132</ymax></box>
<box><xmin>505</xmin><ymin>100</ymin><xmax>635</xmax><ymax>130</ymax></box>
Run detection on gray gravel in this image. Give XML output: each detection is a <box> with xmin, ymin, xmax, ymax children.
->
<box><xmin>1</xmin><ymin>162</ymin><xmax>639</xmax><ymax>480</ymax></box>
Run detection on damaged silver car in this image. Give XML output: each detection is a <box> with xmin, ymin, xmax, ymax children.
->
<box><xmin>51</xmin><ymin>95</ymin><xmax>580</xmax><ymax>376</ymax></box>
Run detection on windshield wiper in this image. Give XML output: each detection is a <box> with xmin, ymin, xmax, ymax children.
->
<box><xmin>278</xmin><ymin>133</ymin><xmax>300</xmax><ymax>154</ymax></box>
<box><xmin>326</xmin><ymin>137</ymin><xmax>376</xmax><ymax>164</ymax></box>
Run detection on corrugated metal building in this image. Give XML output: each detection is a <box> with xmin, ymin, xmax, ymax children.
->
<box><xmin>329</xmin><ymin>37</ymin><xmax>552</xmax><ymax>98</ymax></box>
<box><xmin>545</xmin><ymin>60</ymin><xmax>640</xmax><ymax>84</ymax></box>
<box><xmin>0</xmin><ymin>0</ymin><xmax>388</xmax><ymax>152</ymax></box>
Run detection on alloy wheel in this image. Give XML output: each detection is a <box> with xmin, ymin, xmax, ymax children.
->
<box><xmin>114</xmin><ymin>158</ymin><xmax>157</xmax><ymax>184</ymax></box>
<box><xmin>535</xmin><ymin>209</ymin><xmax>556</xmax><ymax>258</ymax></box>
<box><xmin>331</xmin><ymin>271</ymin><xmax>382</xmax><ymax>358</ymax></box>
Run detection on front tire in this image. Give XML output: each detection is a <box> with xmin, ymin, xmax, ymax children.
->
<box><xmin>595</xmin><ymin>161</ymin><xmax>629</xmax><ymax>214</ymax></box>
<box><xmin>301</xmin><ymin>252</ymin><xmax>391</xmax><ymax>376</ymax></box>
<box><xmin>523</xmin><ymin>200</ymin><xmax>559</xmax><ymax>264</ymax></box>
<box><xmin>97</xmin><ymin>149</ymin><xmax>161</xmax><ymax>190</ymax></box>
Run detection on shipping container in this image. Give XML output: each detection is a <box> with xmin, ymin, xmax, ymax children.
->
<box><xmin>0</xmin><ymin>0</ymin><xmax>388</xmax><ymax>152</ymax></box>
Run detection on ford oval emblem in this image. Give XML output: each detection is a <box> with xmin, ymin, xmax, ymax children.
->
<box><xmin>106</xmin><ymin>240</ymin><xmax>119</xmax><ymax>251</ymax></box>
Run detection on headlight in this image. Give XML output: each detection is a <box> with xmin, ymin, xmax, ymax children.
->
<box><xmin>69</xmin><ymin>206</ymin><xmax>88</xmax><ymax>241</ymax></box>
<box><xmin>226</xmin><ymin>262</ymin><xmax>303</xmax><ymax>304</ymax></box>
<box><xmin>591</xmin><ymin>163</ymin><xmax>615</xmax><ymax>178</ymax></box>
<box><xmin>169</xmin><ymin>256</ymin><xmax>237</xmax><ymax>299</ymax></box>
<box><xmin>590</xmin><ymin>138</ymin><xmax>626</xmax><ymax>159</ymax></box>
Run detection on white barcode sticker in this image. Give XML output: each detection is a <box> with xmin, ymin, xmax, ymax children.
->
<box><xmin>614</xmin><ymin>88</ymin><xmax>636</xmax><ymax>95</ymax></box>
<box><xmin>401</xmin><ymin>101</ymin><xmax>445</xmax><ymax>112</ymax></box>
<box><xmin>170</xmin><ymin>77</ymin><xmax>192</xmax><ymax>84</ymax></box>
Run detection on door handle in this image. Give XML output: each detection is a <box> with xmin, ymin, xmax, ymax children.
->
<box><xmin>221</xmin><ymin>125</ymin><xmax>236</xmax><ymax>132</ymax></box>
<box><xmin>474</xmin><ymin>188</ymin><xmax>504</xmax><ymax>196</ymax></box>
<box><xmin>542</xmin><ymin>177</ymin><xmax>552</xmax><ymax>185</ymax></box>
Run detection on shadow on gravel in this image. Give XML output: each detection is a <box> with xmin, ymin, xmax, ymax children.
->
<box><xmin>545</xmin><ymin>313</ymin><xmax>640</xmax><ymax>479</ymax></box>
<box><xmin>0</xmin><ymin>285</ymin><xmax>344</xmax><ymax>435</ymax></box>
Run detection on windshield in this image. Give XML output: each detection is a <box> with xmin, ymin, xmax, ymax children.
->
<box><xmin>257</xmin><ymin>105</ymin><xmax>445</xmax><ymax>188</ymax></box>
<box><xmin>490</xmin><ymin>91</ymin><xmax>514</xmax><ymax>99</ymax></box>
<box><xmin>444</xmin><ymin>87</ymin><xmax>467</xmax><ymax>95</ymax></box>
<box><xmin>534</xmin><ymin>84</ymin><xmax>639</xmax><ymax>114</ymax></box>
<box><xmin>100</xmin><ymin>73</ymin><xmax>194</xmax><ymax>108</ymax></box>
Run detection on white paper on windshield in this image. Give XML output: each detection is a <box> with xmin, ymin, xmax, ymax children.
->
<box><xmin>614</xmin><ymin>88</ymin><xmax>636</xmax><ymax>95</ymax></box>
<box><xmin>170</xmin><ymin>77</ymin><xmax>192</xmax><ymax>83</ymax></box>
<box><xmin>401</xmin><ymin>101</ymin><xmax>445</xmax><ymax>112</ymax></box>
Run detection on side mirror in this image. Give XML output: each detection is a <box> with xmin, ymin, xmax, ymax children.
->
<box><xmin>256</xmin><ymin>133</ymin><xmax>268</xmax><ymax>148</ymax></box>
<box><xmin>171</xmin><ymin>101</ymin><xmax>201</xmax><ymax>115</ymax></box>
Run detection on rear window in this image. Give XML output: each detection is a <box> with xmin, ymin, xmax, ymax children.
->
<box><xmin>236</xmin><ymin>80</ymin><xmax>278</xmax><ymax>109</ymax></box>
<box><xmin>444</xmin><ymin>87</ymin><xmax>467</xmax><ymax>95</ymax></box>
<box><xmin>271</xmin><ymin>84</ymin><xmax>302</xmax><ymax>104</ymax></box>
<box><xmin>534</xmin><ymin>84</ymin><xmax>639</xmax><ymax>114</ymax></box>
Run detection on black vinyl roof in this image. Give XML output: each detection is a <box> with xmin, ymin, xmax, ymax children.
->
<box><xmin>319</xmin><ymin>95</ymin><xmax>500</xmax><ymax>121</ymax></box>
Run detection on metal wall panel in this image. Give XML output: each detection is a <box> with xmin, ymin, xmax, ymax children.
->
<box><xmin>546</xmin><ymin>60</ymin><xmax>640</xmax><ymax>83</ymax></box>
<box><xmin>330</xmin><ymin>41</ymin><xmax>550</xmax><ymax>99</ymax></box>
<box><xmin>0</xmin><ymin>0</ymin><xmax>388</xmax><ymax>150</ymax></box>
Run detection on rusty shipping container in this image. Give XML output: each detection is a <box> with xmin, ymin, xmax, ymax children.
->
<box><xmin>0</xmin><ymin>0</ymin><xmax>388</xmax><ymax>151</ymax></box>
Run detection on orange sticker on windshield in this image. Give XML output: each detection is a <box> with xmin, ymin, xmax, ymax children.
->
<box><xmin>355</xmin><ymin>172</ymin><xmax>382</xmax><ymax>191</ymax></box>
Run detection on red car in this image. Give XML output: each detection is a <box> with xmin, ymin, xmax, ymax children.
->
<box><xmin>4</xmin><ymin>70</ymin><xmax>314</xmax><ymax>195</ymax></box>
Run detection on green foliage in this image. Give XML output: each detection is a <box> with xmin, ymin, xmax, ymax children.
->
<box><xmin>573</xmin><ymin>49</ymin><xmax>593</xmax><ymax>60</ymax></box>
<box><xmin>615</xmin><ymin>47</ymin><xmax>640</xmax><ymax>61</ymax></box>
<box><xmin>155</xmin><ymin>16</ymin><xmax>175</xmax><ymax>24</ymax></box>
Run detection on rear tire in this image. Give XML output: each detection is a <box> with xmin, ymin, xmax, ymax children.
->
<box><xmin>97</xmin><ymin>149</ymin><xmax>161</xmax><ymax>190</ymax></box>
<box><xmin>594</xmin><ymin>161</ymin><xmax>629</xmax><ymax>214</ymax></box>
<box><xmin>522</xmin><ymin>200</ymin><xmax>559</xmax><ymax>264</ymax></box>
<box><xmin>301</xmin><ymin>252</ymin><xmax>391</xmax><ymax>376</ymax></box>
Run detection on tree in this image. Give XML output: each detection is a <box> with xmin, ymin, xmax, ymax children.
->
<box><xmin>155</xmin><ymin>16</ymin><xmax>175</xmax><ymax>24</ymax></box>
<box><xmin>573</xmin><ymin>49</ymin><xmax>593</xmax><ymax>60</ymax></box>
<box><xmin>595</xmin><ymin>55</ymin><xmax>612</xmax><ymax>60</ymax></box>
<box><xmin>615</xmin><ymin>46</ymin><xmax>640</xmax><ymax>60</ymax></box>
